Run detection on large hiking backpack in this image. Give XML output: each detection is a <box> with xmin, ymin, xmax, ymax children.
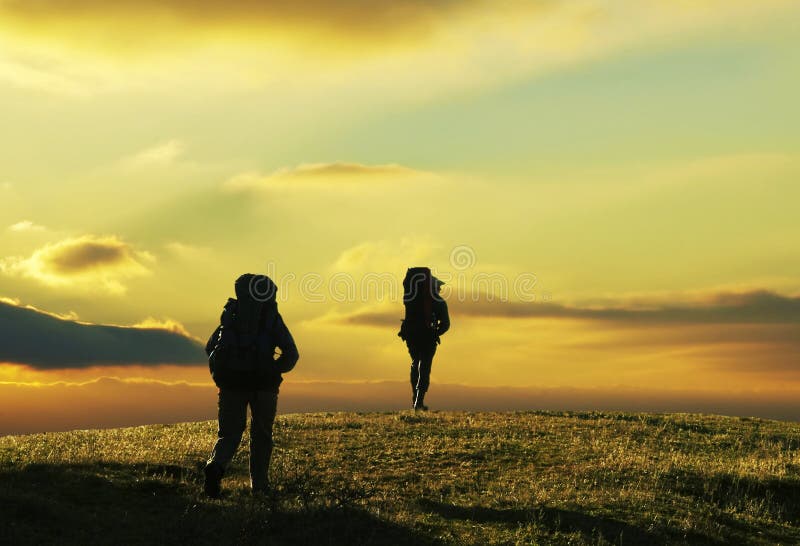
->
<box><xmin>208</xmin><ymin>296</ymin><xmax>278</xmax><ymax>389</ymax></box>
<box><xmin>399</xmin><ymin>267</ymin><xmax>436</xmax><ymax>342</ymax></box>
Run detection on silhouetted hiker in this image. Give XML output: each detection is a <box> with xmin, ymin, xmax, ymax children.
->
<box><xmin>203</xmin><ymin>273</ymin><xmax>299</xmax><ymax>498</ymax></box>
<box><xmin>398</xmin><ymin>267</ymin><xmax>450</xmax><ymax>411</ymax></box>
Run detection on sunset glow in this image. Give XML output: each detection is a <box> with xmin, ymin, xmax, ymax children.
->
<box><xmin>2</xmin><ymin>0</ymin><xmax>799</xmax><ymax>433</ymax></box>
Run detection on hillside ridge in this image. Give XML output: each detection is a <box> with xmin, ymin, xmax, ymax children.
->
<box><xmin>3</xmin><ymin>411</ymin><xmax>800</xmax><ymax>545</ymax></box>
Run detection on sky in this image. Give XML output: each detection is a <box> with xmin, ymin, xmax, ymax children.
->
<box><xmin>1</xmin><ymin>0</ymin><xmax>799</xmax><ymax>433</ymax></box>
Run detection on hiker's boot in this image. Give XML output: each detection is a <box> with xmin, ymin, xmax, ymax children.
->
<box><xmin>251</xmin><ymin>485</ymin><xmax>270</xmax><ymax>498</ymax></box>
<box><xmin>413</xmin><ymin>389</ymin><xmax>428</xmax><ymax>411</ymax></box>
<box><xmin>203</xmin><ymin>461</ymin><xmax>223</xmax><ymax>499</ymax></box>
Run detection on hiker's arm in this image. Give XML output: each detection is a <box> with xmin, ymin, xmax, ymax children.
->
<box><xmin>273</xmin><ymin>314</ymin><xmax>299</xmax><ymax>373</ymax></box>
<box><xmin>206</xmin><ymin>299</ymin><xmax>237</xmax><ymax>356</ymax></box>
<box><xmin>437</xmin><ymin>301</ymin><xmax>450</xmax><ymax>336</ymax></box>
<box><xmin>205</xmin><ymin>326</ymin><xmax>221</xmax><ymax>356</ymax></box>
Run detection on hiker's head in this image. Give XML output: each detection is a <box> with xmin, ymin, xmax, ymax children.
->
<box><xmin>433</xmin><ymin>277</ymin><xmax>445</xmax><ymax>295</ymax></box>
<box><xmin>235</xmin><ymin>273</ymin><xmax>277</xmax><ymax>303</ymax></box>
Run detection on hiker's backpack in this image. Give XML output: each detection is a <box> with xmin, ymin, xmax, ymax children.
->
<box><xmin>207</xmin><ymin>297</ymin><xmax>278</xmax><ymax>389</ymax></box>
<box><xmin>399</xmin><ymin>267</ymin><xmax>436</xmax><ymax>341</ymax></box>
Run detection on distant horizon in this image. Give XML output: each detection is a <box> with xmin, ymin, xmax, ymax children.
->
<box><xmin>3</xmin><ymin>378</ymin><xmax>800</xmax><ymax>435</ymax></box>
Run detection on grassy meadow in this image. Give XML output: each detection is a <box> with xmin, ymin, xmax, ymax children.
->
<box><xmin>2</xmin><ymin>411</ymin><xmax>800</xmax><ymax>545</ymax></box>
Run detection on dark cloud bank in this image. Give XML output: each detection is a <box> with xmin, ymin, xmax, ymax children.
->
<box><xmin>343</xmin><ymin>290</ymin><xmax>800</xmax><ymax>326</ymax></box>
<box><xmin>0</xmin><ymin>300</ymin><xmax>204</xmax><ymax>369</ymax></box>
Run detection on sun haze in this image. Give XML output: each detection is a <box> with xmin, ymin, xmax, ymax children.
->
<box><xmin>1</xmin><ymin>0</ymin><xmax>799</xmax><ymax>433</ymax></box>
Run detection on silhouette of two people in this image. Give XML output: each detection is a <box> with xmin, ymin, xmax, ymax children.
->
<box><xmin>202</xmin><ymin>266</ymin><xmax>450</xmax><ymax>498</ymax></box>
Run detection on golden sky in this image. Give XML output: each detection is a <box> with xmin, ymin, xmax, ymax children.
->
<box><xmin>1</xmin><ymin>0</ymin><xmax>799</xmax><ymax>432</ymax></box>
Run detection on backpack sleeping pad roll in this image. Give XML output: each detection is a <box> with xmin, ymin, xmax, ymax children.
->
<box><xmin>400</xmin><ymin>266</ymin><xmax>436</xmax><ymax>342</ymax></box>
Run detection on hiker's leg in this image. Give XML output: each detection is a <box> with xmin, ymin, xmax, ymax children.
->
<box><xmin>249</xmin><ymin>390</ymin><xmax>278</xmax><ymax>491</ymax></box>
<box><xmin>208</xmin><ymin>389</ymin><xmax>248</xmax><ymax>471</ymax></box>
<box><xmin>413</xmin><ymin>343</ymin><xmax>436</xmax><ymax>410</ymax></box>
<box><xmin>408</xmin><ymin>342</ymin><xmax>420</xmax><ymax>403</ymax></box>
<box><xmin>416</xmin><ymin>344</ymin><xmax>437</xmax><ymax>393</ymax></box>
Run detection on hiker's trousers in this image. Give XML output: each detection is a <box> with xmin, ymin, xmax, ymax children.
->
<box><xmin>407</xmin><ymin>339</ymin><xmax>437</xmax><ymax>394</ymax></box>
<box><xmin>207</xmin><ymin>388</ymin><xmax>278</xmax><ymax>490</ymax></box>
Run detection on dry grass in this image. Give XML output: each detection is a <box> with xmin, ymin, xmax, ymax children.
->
<box><xmin>2</xmin><ymin>411</ymin><xmax>800</xmax><ymax>544</ymax></box>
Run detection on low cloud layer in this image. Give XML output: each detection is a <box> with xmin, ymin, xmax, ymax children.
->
<box><xmin>0</xmin><ymin>300</ymin><xmax>204</xmax><ymax>370</ymax></box>
<box><xmin>0</xmin><ymin>235</ymin><xmax>152</xmax><ymax>293</ymax></box>
<box><xmin>338</xmin><ymin>290</ymin><xmax>800</xmax><ymax>327</ymax></box>
<box><xmin>327</xmin><ymin>290</ymin><xmax>800</xmax><ymax>377</ymax></box>
<box><xmin>3</xmin><ymin>377</ymin><xmax>799</xmax><ymax>435</ymax></box>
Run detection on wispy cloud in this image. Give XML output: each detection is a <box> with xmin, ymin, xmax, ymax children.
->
<box><xmin>0</xmin><ymin>235</ymin><xmax>154</xmax><ymax>294</ymax></box>
<box><xmin>282</xmin><ymin>162</ymin><xmax>420</xmax><ymax>178</ymax></box>
<box><xmin>7</xmin><ymin>220</ymin><xmax>45</xmax><ymax>232</ymax></box>
<box><xmin>162</xmin><ymin>241</ymin><xmax>210</xmax><ymax>261</ymax></box>
<box><xmin>224</xmin><ymin>162</ymin><xmax>434</xmax><ymax>192</ymax></box>
<box><xmin>0</xmin><ymin>56</ymin><xmax>96</xmax><ymax>96</ymax></box>
<box><xmin>121</xmin><ymin>139</ymin><xmax>185</xmax><ymax>168</ymax></box>
<box><xmin>332</xmin><ymin>238</ymin><xmax>440</xmax><ymax>274</ymax></box>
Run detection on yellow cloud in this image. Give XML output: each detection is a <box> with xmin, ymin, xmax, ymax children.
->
<box><xmin>0</xmin><ymin>234</ymin><xmax>153</xmax><ymax>293</ymax></box>
<box><xmin>224</xmin><ymin>162</ymin><xmax>436</xmax><ymax>192</ymax></box>
<box><xmin>163</xmin><ymin>241</ymin><xmax>210</xmax><ymax>261</ymax></box>
<box><xmin>0</xmin><ymin>0</ymin><xmax>473</xmax><ymax>47</ymax></box>
<box><xmin>0</xmin><ymin>0</ymin><xmax>791</xmax><ymax>55</ymax></box>
<box><xmin>132</xmin><ymin>317</ymin><xmax>196</xmax><ymax>340</ymax></box>
<box><xmin>0</xmin><ymin>53</ymin><xmax>96</xmax><ymax>96</ymax></box>
<box><xmin>7</xmin><ymin>220</ymin><xmax>46</xmax><ymax>232</ymax></box>
<box><xmin>121</xmin><ymin>139</ymin><xmax>185</xmax><ymax>168</ymax></box>
<box><xmin>0</xmin><ymin>297</ymin><xmax>78</xmax><ymax>321</ymax></box>
<box><xmin>2</xmin><ymin>0</ymin><xmax>794</xmax><ymax>100</ymax></box>
<box><xmin>332</xmin><ymin>238</ymin><xmax>440</xmax><ymax>274</ymax></box>
<box><xmin>281</xmin><ymin>162</ymin><xmax>419</xmax><ymax>178</ymax></box>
